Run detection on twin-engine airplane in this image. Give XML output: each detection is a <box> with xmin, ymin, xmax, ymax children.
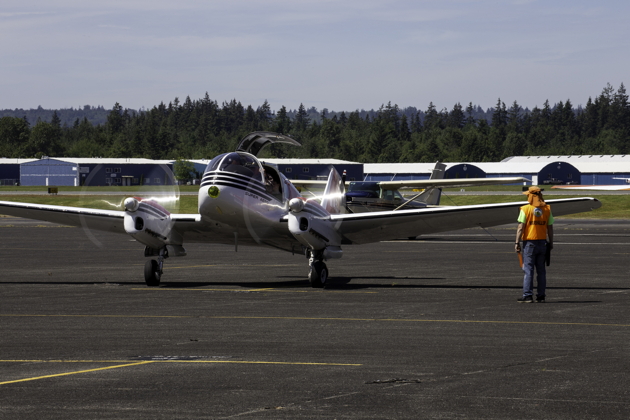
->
<box><xmin>0</xmin><ymin>132</ymin><xmax>602</xmax><ymax>288</ymax></box>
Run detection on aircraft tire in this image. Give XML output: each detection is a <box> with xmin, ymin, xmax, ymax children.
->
<box><xmin>144</xmin><ymin>259</ymin><xmax>161</xmax><ymax>287</ymax></box>
<box><xmin>309</xmin><ymin>261</ymin><xmax>327</xmax><ymax>288</ymax></box>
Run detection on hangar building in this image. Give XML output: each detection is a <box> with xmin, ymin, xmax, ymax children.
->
<box><xmin>191</xmin><ymin>158</ymin><xmax>364</xmax><ymax>182</ymax></box>
<box><xmin>364</xmin><ymin>155</ymin><xmax>629</xmax><ymax>186</ymax></box>
<box><xmin>0</xmin><ymin>159</ymin><xmax>36</xmax><ymax>186</ymax></box>
<box><xmin>20</xmin><ymin>158</ymin><xmax>175</xmax><ymax>187</ymax></box>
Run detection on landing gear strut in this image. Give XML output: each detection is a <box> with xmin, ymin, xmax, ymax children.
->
<box><xmin>144</xmin><ymin>247</ymin><xmax>168</xmax><ymax>287</ymax></box>
<box><xmin>307</xmin><ymin>249</ymin><xmax>328</xmax><ymax>288</ymax></box>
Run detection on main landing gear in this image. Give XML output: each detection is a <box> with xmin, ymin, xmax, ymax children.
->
<box><xmin>144</xmin><ymin>247</ymin><xmax>168</xmax><ymax>287</ymax></box>
<box><xmin>307</xmin><ymin>249</ymin><xmax>328</xmax><ymax>288</ymax></box>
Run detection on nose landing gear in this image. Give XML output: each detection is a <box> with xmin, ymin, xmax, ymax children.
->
<box><xmin>144</xmin><ymin>247</ymin><xmax>168</xmax><ymax>287</ymax></box>
<box><xmin>307</xmin><ymin>249</ymin><xmax>328</xmax><ymax>288</ymax></box>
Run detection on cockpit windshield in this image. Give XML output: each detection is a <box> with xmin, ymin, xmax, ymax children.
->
<box><xmin>205</xmin><ymin>152</ymin><xmax>264</xmax><ymax>183</ymax></box>
<box><xmin>347</xmin><ymin>182</ymin><xmax>379</xmax><ymax>198</ymax></box>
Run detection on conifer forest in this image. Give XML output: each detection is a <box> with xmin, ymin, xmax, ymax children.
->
<box><xmin>1</xmin><ymin>83</ymin><xmax>628</xmax><ymax>163</ymax></box>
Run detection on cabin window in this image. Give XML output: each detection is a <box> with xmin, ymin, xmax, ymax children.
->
<box><xmin>218</xmin><ymin>152</ymin><xmax>264</xmax><ymax>183</ymax></box>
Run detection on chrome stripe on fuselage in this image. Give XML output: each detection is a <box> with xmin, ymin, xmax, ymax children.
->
<box><xmin>201</xmin><ymin>171</ymin><xmax>275</xmax><ymax>202</ymax></box>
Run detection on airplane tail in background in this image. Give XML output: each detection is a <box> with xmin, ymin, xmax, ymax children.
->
<box><xmin>415</xmin><ymin>162</ymin><xmax>446</xmax><ymax>206</ymax></box>
<box><xmin>320</xmin><ymin>167</ymin><xmax>346</xmax><ymax>214</ymax></box>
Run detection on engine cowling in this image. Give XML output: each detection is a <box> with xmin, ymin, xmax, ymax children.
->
<box><xmin>287</xmin><ymin>200</ymin><xmax>342</xmax><ymax>259</ymax></box>
<box><xmin>123</xmin><ymin>198</ymin><xmax>184</xmax><ymax>252</ymax></box>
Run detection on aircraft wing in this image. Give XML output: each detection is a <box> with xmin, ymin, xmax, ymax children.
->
<box><xmin>0</xmin><ymin>200</ymin><xmax>127</xmax><ymax>233</ymax></box>
<box><xmin>0</xmin><ymin>200</ymin><xmax>204</xmax><ymax>239</ymax></box>
<box><xmin>331</xmin><ymin>197</ymin><xmax>601</xmax><ymax>244</ymax></box>
<box><xmin>378</xmin><ymin>177</ymin><xmax>530</xmax><ymax>191</ymax></box>
<box><xmin>551</xmin><ymin>185</ymin><xmax>630</xmax><ymax>191</ymax></box>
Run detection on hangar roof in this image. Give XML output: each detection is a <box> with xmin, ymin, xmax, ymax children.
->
<box><xmin>25</xmin><ymin>157</ymin><xmax>174</xmax><ymax>165</ymax></box>
<box><xmin>364</xmin><ymin>162</ymin><xmax>546</xmax><ymax>175</ymax></box>
<box><xmin>260</xmin><ymin>158</ymin><xmax>360</xmax><ymax>165</ymax></box>
<box><xmin>364</xmin><ymin>163</ymin><xmax>443</xmax><ymax>175</ymax></box>
<box><xmin>0</xmin><ymin>158</ymin><xmax>37</xmax><ymax>165</ymax></box>
<box><xmin>366</xmin><ymin>154</ymin><xmax>630</xmax><ymax>175</ymax></box>
<box><xmin>190</xmin><ymin>158</ymin><xmax>360</xmax><ymax>166</ymax></box>
<box><xmin>502</xmin><ymin>155</ymin><xmax>630</xmax><ymax>173</ymax></box>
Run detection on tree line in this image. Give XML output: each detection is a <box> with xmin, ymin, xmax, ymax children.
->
<box><xmin>0</xmin><ymin>84</ymin><xmax>628</xmax><ymax>163</ymax></box>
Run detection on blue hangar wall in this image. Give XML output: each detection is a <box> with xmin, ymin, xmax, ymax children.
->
<box><xmin>444</xmin><ymin>164</ymin><xmax>486</xmax><ymax>179</ymax></box>
<box><xmin>77</xmin><ymin>164</ymin><xmax>175</xmax><ymax>187</ymax></box>
<box><xmin>537</xmin><ymin>162</ymin><xmax>581</xmax><ymax>184</ymax></box>
<box><xmin>20</xmin><ymin>159</ymin><xmax>175</xmax><ymax>187</ymax></box>
<box><xmin>0</xmin><ymin>162</ymin><xmax>21</xmax><ymax>185</ymax></box>
<box><xmin>21</xmin><ymin>159</ymin><xmax>78</xmax><ymax>186</ymax></box>
<box><xmin>270</xmin><ymin>163</ymin><xmax>364</xmax><ymax>182</ymax></box>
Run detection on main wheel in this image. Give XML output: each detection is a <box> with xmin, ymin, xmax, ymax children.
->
<box><xmin>144</xmin><ymin>259</ymin><xmax>161</xmax><ymax>287</ymax></box>
<box><xmin>308</xmin><ymin>261</ymin><xmax>328</xmax><ymax>288</ymax></box>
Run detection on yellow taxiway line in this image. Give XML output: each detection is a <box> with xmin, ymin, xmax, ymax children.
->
<box><xmin>0</xmin><ymin>361</ymin><xmax>153</xmax><ymax>385</ymax></box>
<box><xmin>0</xmin><ymin>358</ymin><xmax>361</xmax><ymax>386</ymax></box>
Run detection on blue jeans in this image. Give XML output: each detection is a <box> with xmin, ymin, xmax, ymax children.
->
<box><xmin>522</xmin><ymin>240</ymin><xmax>547</xmax><ymax>297</ymax></box>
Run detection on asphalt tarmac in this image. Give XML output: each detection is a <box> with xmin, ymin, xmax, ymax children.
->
<box><xmin>1</xmin><ymin>217</ymin><xmax>629</xmax><ymax>419</ymax></box>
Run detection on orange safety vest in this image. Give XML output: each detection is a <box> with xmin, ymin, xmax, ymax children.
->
<box><xmin>519</xmin><ymin>204</ymin><xmax>552</xmax><ymax>241</ymax></box>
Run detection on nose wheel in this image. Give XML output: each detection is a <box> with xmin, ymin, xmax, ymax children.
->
<box><xmin>308</xmin><ymin>250</ymin><xmax>328</xmax><ymax>288</ymax></box>
<box><xmin>144</xmin><ymin>259</ymin><xmax>161</xmax><ymax>286</ymax></box>
<box><xmin>144</xmin><ymin>247</ymin><xmax>167</xmax><ymax>287</ymax></box>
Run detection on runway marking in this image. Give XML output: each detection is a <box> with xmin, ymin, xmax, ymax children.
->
<box><xmin>0</xmin><ymin>361</ymin><xmax>152</xmax><ymax>385</ymax></box>
<box><xmin>2</xmin><ymin>314</ymin><xmax>630</xmax><ymax>327</ymax></box>
<box><xmin>0</xmin><ymin>359</ymin><xmax>361</xmax><ymax>385</ymax></box>
<box><xmin>0</xmin><ymin>359</ymin><xmax>361</xmax><ymax>367</ymax></box>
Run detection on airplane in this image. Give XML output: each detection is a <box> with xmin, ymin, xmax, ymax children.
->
<box><xmin>552</xmin><ymin>179</ymin><xmax>630</xmax><ymax>191</ymax></box>
<box><xmin>0</xmin><ymin>131</ymin><xmax>602</xmax><ymax>288</ymax></box>
<box><xmin>291</xmin><ymin>162</ymin><xmax>531</xmax><ymax>213</ymax></box>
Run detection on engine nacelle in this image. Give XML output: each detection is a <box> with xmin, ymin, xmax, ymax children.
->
<box><xmin>287</xmin><ymin>210</ymin><xmax>342</xmax><ymax>256</ymax></box>
<box><xmin>123</xmin><ymin>198</ymin><xmax>183</xmax><ymax>251</ymax></box>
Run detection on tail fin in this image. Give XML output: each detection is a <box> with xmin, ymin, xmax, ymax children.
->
<box><xmin>416</xmin><ymin>162</ymin><xmax>445</xmax><ymax>205</ymax></box>
<box><xmin>320</xmin><ymin>167</ymin><xmax>346</xmax><ymax>214</ymax></box>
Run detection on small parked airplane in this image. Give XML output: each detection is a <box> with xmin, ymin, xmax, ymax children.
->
<box><xmin>292</xmin><ymin>162</ymin><xmax>530</xmax><ymax>213</ymax></box>
<box><xmin>552</xmin><ymin>178</ymin><xmax>630</xmax><ymax>191</ymax></box>
<box><xmin>0</xmin><ymin>132</ymin><xmax>602</xmax><ymax>288</ymax></box>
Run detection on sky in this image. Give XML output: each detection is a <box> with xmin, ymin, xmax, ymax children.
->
<box><xmin>1</xmin><ymin>0</ymin><xmax>628</xmax><ymax>113</ymax></box>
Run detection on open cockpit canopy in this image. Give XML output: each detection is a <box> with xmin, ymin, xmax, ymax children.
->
<box><xmin>205</xmin><ymin>152</ymin><xmax>264</xmax><ymax>183</ymax></box>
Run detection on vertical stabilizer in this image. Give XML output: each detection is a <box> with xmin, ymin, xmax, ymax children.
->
<box><xmin>320</xmin><ymin>167</ymin><xmax>346</xmax><ymax>214</ymax></box>
<box><xmin>416</xmin><ymin>162</ymin><xmax>445</xmax><ymax>205</ymax></box>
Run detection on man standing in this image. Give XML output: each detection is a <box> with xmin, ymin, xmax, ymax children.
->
<box><xmin>515</xmin><ymin>186</ymin><xmax>554</xmax><ymax>303</ymax></box>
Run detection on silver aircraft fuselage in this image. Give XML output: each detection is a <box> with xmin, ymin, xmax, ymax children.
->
<box><xmin>197</xmin><ymin>151</ymin><xmax>329</xmax><ymax>252</ymax></box>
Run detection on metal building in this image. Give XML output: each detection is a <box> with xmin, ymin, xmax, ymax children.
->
<box><xmin>0</xmin><ymin>158</ymin><xmax>35</xmax><ymax>186</ymax></box>
<box><xmin>21</xmin><ymin>159</ymin><xmax>78</xmax><ymax>186</ymax></box>
<box><xmin>365</xmin><ymin>155</ymin><xmax>630</xmax><ymax>186</ymax></box>
<box><xmin>192</xmin><ymin>158</ymin><xmax>364</xmax><ymax>182</ymax></box>
<box><xmin>261</xmin><ymin>158</ymin><xmax>363</xmax><ymax>182</ymax></box>
<box><xmin>502</xmin><ymin>155</ymin><xmax>630</xmax><ymax>185</ymax></box>
<box><xmin>20</xmin><ymin>158</ymin><xmax>175</xmax><ymax>187</ymax></box>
